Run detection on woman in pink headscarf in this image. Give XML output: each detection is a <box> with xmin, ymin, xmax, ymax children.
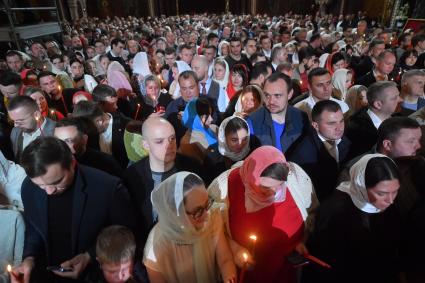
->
<box><xmin>208</xmin><ymin>146</ymin><xmax>318</xmax><ymax>283</ymax></box>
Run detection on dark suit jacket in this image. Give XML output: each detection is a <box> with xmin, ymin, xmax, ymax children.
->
<box><xmin>21</xmin><ymin>165</ymin><xmax>137</xmax><ymax>264</ymax></box>
<box><xmin>77</xmin><ymin>147</ymin><xmax>124</xmax><ymax>178</ymax></box>
<box><xmin>287</xmin><ymin>128</ymin><xmax>352</xmax><ymax>202</ymax></box>
<box><xmin>247</xmin><ymin>105</ymin><xmax>310</xmax><ymax>155</ymax></box>
<box><xmin>123</xmin><ymin>154</ymin><xmax>204</xmax><ymax>243</ymax></box>
<box><xmin>345</xmin><ymin>108</ymin><xmax>378</xmax><ymax>157</ymax></box>
<box><xmin>111</xmin><ymin>112</ymin><xmax>131</xmax><ymax>168</ymax></box>
<box><xmin>356</xmin><ymin>71</ymin><xmax>376</xmax><ymax>87</ymax></box>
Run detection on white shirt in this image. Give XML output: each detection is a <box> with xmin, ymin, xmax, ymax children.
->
<box><xmin>22</xmin><ymin>118</ymin><xmax>46</xmax><ymax>150</ymax></box>
<box><xmin>367</xmin><ymin>109</ymin><xmax>383</xmax><ymax>129</ymax></box>
<box><xmin>317</xmin><ymin>133</ymin><xmax>341</xmax><ymax>162</ymax></box>
<box><xmin>99</xmin><ymin>113</ymin><xmax>113</xmax><ymax>155</ymax></box>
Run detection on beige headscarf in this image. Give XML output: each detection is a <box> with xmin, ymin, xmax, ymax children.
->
<box><xmin>148</xmin><ymin>172</ymin><xmax>221</xmax><ymax>283</ymax></box>
<box><xmin>331</xmin><ymin>68</ymin><xmax>351</xmax><ymax>100</ymax></box>
<box><xmin>337</xmin><ymin>154</ymin><xmax>392</xmax><ymax>213</ymax></box>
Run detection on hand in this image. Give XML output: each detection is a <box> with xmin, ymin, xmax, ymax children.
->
<box><xmin>294</xmin><ymin>242</ymin><xmax>309</xmax><ymax>256</ymax></box>
<box><xmin>53</xmin><ymin>252</ymin><xmax>91</xmax><ymax>279</ymax></box>
<box><xmin>224</xmin><ymin>274</ymin><xmax>236</xmax><ymax>283</ymax></box>
<box><xmin>10</xmin><ymin>257</ymin><xmax>34</xmax><ymax>283</ymax></box>
<box><xmin>234</xmin><ymin>248</ymin><xmax>255</xmax><ymax>269</ymax></box>
<box><xmin>177</xmin><ymin>111</ymin><xmax>184</xmax><ymax>121</ymax></box>
<box><xmin>148</xmin><ymin>110</ymin><xmax>165</xmax><ymax>118</ymax></box>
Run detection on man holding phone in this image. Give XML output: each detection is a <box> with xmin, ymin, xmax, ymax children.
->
<box><xmin>10</xmin><ymin>137</ymin><xmax>137</xmax><ymax>283</ymax></box>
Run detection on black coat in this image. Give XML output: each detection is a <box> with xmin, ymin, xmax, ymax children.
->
<box><xmin>111</xmin><ymin>112</ymin><xmax>131</xmax><ymax>168</ymax></box>
<box><xmin>345</xmin><ymin>108</ymin><xmax>378</xmax><ymax>157</ymax></box>
<box><xmin>77</xmin><ymin>147</ymin><xmax>124</xmax><ymax>178</ymax></box>
<box><xmin>21</xmin><ymin>165</ymin><xmax>137</xmax><ymax>265</ymax></box>
<box><xmin>287</xmin><ymin>129</ymin><xmax>352</xmax><ymax>202</ymax></box>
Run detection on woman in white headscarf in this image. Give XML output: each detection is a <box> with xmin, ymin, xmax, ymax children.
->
<box><xmin>212</xmin><ymin>58</ymin><xmax>230</xmax><ymax>91</ymax></box>
<box><xmin>302</xmin><ymin>154</ymin><xmax>402</xmax><ymax>283</ymax></box>
<box><xmin>169</xmin><ymin>60</ymin><xmax>192</xmax><ymax>99</ymax></box>
<box><xmin>218</xmin><ymin>41</ymin><xmax>230</xmax><ymax>57</ymax></box>
<box><xmin>143</xmin><ymin>172</ymin><xmax>236</xmax><ymax>283</ymax></box>
<box><xmin>331</xmin><ymin>68</ymin><xmax>353</xmax><ymax>101</ymax></box>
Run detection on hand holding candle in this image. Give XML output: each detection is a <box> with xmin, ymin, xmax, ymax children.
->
<box><xmin>35</xmin><ymin>115</ymin><xmax>45</xmax><ymax>136</ymax></box>
<box><xmin>238</xmin><ymin>253</ymin><xmax>248</xmax><ymax>283</ymax></box>
<box><xmin>249</xmin><ymin>234</ymin><xmax>257</xmax><ymax>258</ymax></box>
<box><xmin>134</xmin><ymin>103</ymin><xmax>141</xmax><ymax>120</ymax></box>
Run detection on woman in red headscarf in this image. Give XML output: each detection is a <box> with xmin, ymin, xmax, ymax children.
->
<box><xmin>208</xmin><ymin>146</ymin><xmax>318</xmax><ymax>283</ymax></box>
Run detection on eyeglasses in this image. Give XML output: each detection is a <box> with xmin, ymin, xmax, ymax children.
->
<box><xmin>186</xmin><ymin>197</ymin><xmax>214</xmax><ymax>220</ymax></box>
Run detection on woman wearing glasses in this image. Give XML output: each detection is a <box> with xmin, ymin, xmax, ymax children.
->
<box><xmin>208</xmin><ymin>146</ymin><xmax>318</xmax><ymax>283</ymax></box>
<box><xmin>143</xmin><ymin>172</ymin><xmax>236</xmax><ymax>283</ymax></box>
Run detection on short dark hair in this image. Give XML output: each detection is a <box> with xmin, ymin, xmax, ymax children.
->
<box><xmin>264</xmin><ymin>72</ymin><xmax>293</xmax><ymax>92</ymax></box>
<box><xmin>412</xmin><ymin>34</ymin><xmax>425</xmax><ymax>48</ymax></box>
<box><xmin>251</xmin><ymin>61</ymin><xmax>270</xmax><ymax>80</ymax></box>
<box><xmin>369</xmin><ymin>39</ymin><xmax>385</xmax><ymax>49</ymax></box>
<box><xmin>224</xmin><ymin>116</ymin><xmax>248</xmax><ymax>136</ymax></box>
<box><xmin>91</xmin><ymin>84</ymin><xmax>117</xmax><ymax>102</ymax></box>
<box><xmin>203</xmin><ymin>45</ymin><xmax>217</xmax><ymax>53</ymax></box>
<box><xmin>179</xmin><ymin>44</ymin><xmax>192</xmax><ymax>53</ymax></box>
<box><xmin>298</xmin><ymin>47</ymin><xmax>315</xmax><ymax>63</ymax></box>
<box><xmin>308</xmin><ymin>67</ymin><xmax>330</xmax><ymax>84</ymax></box>
<box><xmin>20</xmin><ymin>137</ymin><xmax>73</xmax><ymax>178</ymax></box>
<box><xmin>178</xmin><ymin>70</ymin><xmax>198</xmax><ymax>84</ymax></box>
<box><xmin>110</xmin><ymin>38</ymin><xmax>125</xmax><ymax>48</ymax></box>
<box><xmin>165</xmin><ymin>47</ymin><xmax>176</xmax><ymax>55</ymax></box>
<box><xmin>311</xmin><ymin>100</ymin><xmax>342</xmax><ymax>122</ymax></box>
<box><xmin>0</xmin><ymin>71</ymin><xmax>22</xmax><ymax>87</ymax></box>
<box><xmin>229</xmin><ymin>36</ymin><xmax>241</xmax><ymax>44</ymax></box>
<box><xmin>37</xmin><ymin>71</ymin><xmax>56</xmax><ymax>82</ymax></box>
<box><xmin>50</xmin><ymin>54</ymin><xmax>63</xmax><ymax>62</ymax></box>
<box><xmin>72</xmin><ymin>100</ymin><xmax>104</xmax><ymax>120</ymax></box>
<box><xmin>377</xmin><ymin>117</ymin><xmax>420</xmax><ymax>152</ymax></box>
<box><xmin>55</xmin><ymin>117</ymin><xmax>89</xmax><ymax>135</ymax></box>
<box><xmin>261</xmin><ymin>162</ymin><xmax>289</xmax><ymax>181</ymax></box>
<box><xmin>7</xmin><ymin>95</ymin><xmax>38</xmax><ymax>112</ymax></box>
<box><xmin>195</xmin><ymin>96</ymin><xmax>214</xmax><ymax>116</ymax></box>
<box><xmin>250</xmin><ymin>52</ymin><xmax>266</xmax><ymax>64</ymax></box>
<box><xmin>364</xmin><ymin>157</ymin><xmax>399</xmax><ymax>189</ymax></box>
<box><xmin>5</xmin><ymin>50</ymin><xmax>23</xmax><ymax>60</ymax></box>
<box><xmin>367</xmin><ymin>81</ymin><xmax>397</xmax><ymax>107</ymax></box>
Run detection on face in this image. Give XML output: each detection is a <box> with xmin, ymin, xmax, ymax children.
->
<box><xmin>231</xmin><ymin>72</ymin><xmax>243</xmax><ymax>88</ymax></box>
<box><xmin>241</xmin><ymin>91</ymin><xmax>259</xmax><ymax>113</ymax></box>
<box><xmin>377</xmin><ymin>86</ymin><xmax>401</xmax><ymax>116</ymax></box>
<box><xmin>70</xmin><ymin>62</ymin><xmax>84</xmax><ymax>78</ymax></box>
<box><xmin>179</xmin><ymin>77</ymin><xmax>199</xmax><ymax>102</ymax></box>
<box><xmin>101</xmin><ymin>96</ymin><xmax>119</xmax><ymax>113</ymax></box>
<box><xmin>112</xmin><ymin>42</ymin><xmax>125</xmax><ymax>56</ymax></box>
<box><xmin>0</xmin><ymin>84</ymin><xmax>20</xmax><ymax>99</ymax></box>
<box><xmin>31</xmin><ymin>43</ymin><xmax>46</xmax><ymax>59</ymax></box>
<box><xmin>72</xmin><ymin>37</ymin><xmax>83</xmax><ymax>49</ymax></box>
<box><xmin>95</xmin><ymin>42</ymin><xmax>106</xmax><ymax>55</ymax></box>
<box><xmin>376</xmin><ymin>53</ymin><xmax>396</xmax><ymax>75</ymax></box>
<box><xmin>101</xmin><ymin>260</ymin><xmax>133</xmax><ymax>283</ymax></box>
<box><xmin>127</xmin><ymin>40</ymin><xmax>139</xmax><ymax>54</ymax></box>
<box><xmin>30</xmin><ymin>91</ymin><xmax>48</xmax><ymax>112</ymax></box>
<box><xmin>191</xmin><ymin>59</ymin><xmax>207</xmax><ymax>81</ymax></box>
<box><xmin>203</xmin><ymin>48</ymin><xmax>215</xmax><ymax>63</ymax></box>
<box><xmin>367</xmin><ymin>179</ymin><xmax>399</xmax><ymax>210</ymax></box>
<box><xmin>276</xmin><ymin>49</ymin><xmax>288</xmax><ymax>64</ymax></box>
<box><xmin>221</xmin><ymin>44</ymin><xmax>229</xmax><ymax>56</ymax></box>
<box><xmin>6</xmin><ymin>55</ymin><xmax>24</xmax><ymax>73</ymax></box>
<box><xmin>214</xmin><ymin>63</ymin><xmax>225</xmax><ymax>80</ymax></box>
<box><xmin>312</xmin><ymin>110</ymin><xmax>345</xmax><ymax>141</ymax></box>
<box><xmin>86</xmin><ymin>48</ymin><xmax>95</xmax><ymax>59</ymax></box>
<box><xmin>39</xmin><ymin>75</ymin><xmax>59</xmax><ymax>95</ymax></box>
<box><xmin>357</xmin><ymin>90</ymin><xmax>368</xmax><ymax>108</ymax></box>
<box><xmin>8</xmin><ymin>107</ymin><xmax>38</xmax><ymax>132</ymax></box>
<box><xmin>100</xmin><ymin>57</ymin><xmax>110</xmax><ymax>71</ymax></box>
<box><xmin>180</xmin><ymin>48</ymin><xmax>193</xmax><ymax>65</ymax></box>
<box><xmin>184</xmin><ymin>185</ymin><xmax>210</xmax><ymax>230</ymax></box>
<box><xmin>405</xmin><ymin>54</ymin><xmax>418</xmax><ymax>66</ymax></box>
<box><xmin>52</xmin><ymin>58</ymin><xmax>65</xmax><ymax>71</ymax></box>
<box><xmin>310</xmin><ymin>73</ymin><xmax>332</xmax><ymax>101</ymax></box>
<box><xmin>31</xmin><ymin>163</ymin><xmax>75</xmax><ymax>195</ymax></box>
<box><xmin>261</xmin><ymin>37</ymin><xmax>272</xmax><ymax>51</ymax></box>
<box><xmin>258</xmin><ymin>176</ymin><xmax>285</xmax><ymax>199</ymax></box>
<box><xmin>145</xmin><ymin>80</ymin><xmax>160</xmax><ymax>100</ymax></box>
<box><xmin>263</xmin><ymin>79</ymin><xmax>292</xmax><ymax>114</ymax></box>
<box><xmin>245</xmin><ymin>39</ymin><xmax>257</xmax><ymax>56</ymax></box>
<box><xmin>225</xmin><ymin>128</ymin><xmax>249</xmax><ymax>153</ymax></box>
<box><xmin>345</xmin><ymin>73</ymin><xmax>353</xmax><ymax>89</ymax></box>
<box><xmin>230</xmin><ymin>41</ymin><xmax>241</xmax><ymax>57</ymax></box>
<box><xmin>371</xmin><ymin>43</ymin><xmax>385</xmax><ymax>59</ymax></box>
<box><xmin>332</xmin><ymin>59</ymin><xmax>346</xmax><ymax>71</ymax></box>
<box><xmin>54</xmin><ymin>125</ymin><xmax>87</xmax><ymax>155</ymax></box>
<box><xmin>404</xmin><ymin>75</ymin><xmax>425</xmax><ymax>97</ymax></box>
<box><xmin>200</xmin><ymin>113</ymin><xmax>213</xmax><ymax>127</ymax></box>
<box><xmin>281</xmin><ymin>34</ymin><xmax>291</xmax><ymax>44</ymax></box>
<box><xmin>385</xmin><ymin>128</ymin><xmax>422</xmax><ymax>157</ymax></box>
<box><xmin>143</xmin><ymin>123</ymin><xmax>177</xmax><ymax>165</ymax></box>
<box><xmin>165</xmin><ymin>53</ymin><xmax>176</xmax><ymax>67</ymax></box>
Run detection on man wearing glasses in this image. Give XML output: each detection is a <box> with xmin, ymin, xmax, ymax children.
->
<box><xmin>247</xmin><ymin>72</ymin><xmax>310</xmax><ymax>154</ymax></box>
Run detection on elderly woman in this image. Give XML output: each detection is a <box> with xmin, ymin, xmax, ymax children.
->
<box><xmin>143</xmin><ymin>172</ymin><xmax>236</xmax><ymax>283</ymax></box>
<box><xmin>302</xmin><ymin>154</ymin><xmax>402</xmax><ymax>283</ymax></box>
<box><xmin>208</xmin><ymin>146</ymin><xmax>318</xmax><ymax>283</ymax></box>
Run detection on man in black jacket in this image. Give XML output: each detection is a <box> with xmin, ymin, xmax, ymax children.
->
<box><xmin>123</xmin><ymin>117</ymin><xmax>204</xmax><ymax>244</ymax></box>
<box><xmin>10</xmin><ymin>137</ymin><xmax>136</xmax><ymax>283</ymax></box>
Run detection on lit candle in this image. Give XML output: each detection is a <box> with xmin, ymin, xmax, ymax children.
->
<box><xmin>238</xmin><ymin>253</ymin><xmax>248</xmax><ymax>283</ymax></box>
<box><xmin>134</xmin><ymin>103</ymin><xmax>141</xmax><ymax>120</ymax></box>
<box><xmin>249</xmin><ymin>234</ymin><xmax>257</xmax><ymax>258</ymax></box>
<box><xmin>58</xmin><ymin>85</ymin><xmax>62</xmax><ymax>92</ymax></box>
<box><xmin>300</xmin><ymin>80</ymin><xmax>303</xmax><ymax>85</ymax></box>
<box><xmin>7</xmin><ymin>264</ymin><xmax>11</xmax><ymax>273</ymax></box>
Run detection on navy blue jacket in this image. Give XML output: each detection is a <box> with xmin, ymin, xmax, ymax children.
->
<box><xmin>247</xmin><ymin>105</ymin><xmax>310</xmax><ymax>154</ymax></box>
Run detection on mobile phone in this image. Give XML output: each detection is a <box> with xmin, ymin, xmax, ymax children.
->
<box><xmin>286</xmin><ymin>251</ymin><xmax>310</xmax><ymax>268</ymax></box>
<box><xmin>46</xmin><ymin>266</ymin><xmax>73</xmax><ymax>272</ymax></box>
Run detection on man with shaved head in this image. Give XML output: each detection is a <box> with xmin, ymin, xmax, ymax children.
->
<box><xmin>123</xmin><ymin>117</ymin><xmax>204</xmax><ymax>243</ymax></box>
<box><xmin>191</xmin><ymin>55</ymin><xmax>228</xmax><ymax>113</ymax></box>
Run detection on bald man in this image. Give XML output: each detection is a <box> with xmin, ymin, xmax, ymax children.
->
<box><xmin>123</xmin><ymin>117</ymin><xmax>204</xmax><ymax>243</ymax></box>
<box><xmin>191</xmin><ymin>55</ymin><xmax>229</xmax><ymax>112</ymax></box>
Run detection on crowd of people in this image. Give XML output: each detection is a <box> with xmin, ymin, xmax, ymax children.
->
<box><xmin>0</xmin><ymin>10</ymin><xmax>425</xmax><ymax>283</ymax></box>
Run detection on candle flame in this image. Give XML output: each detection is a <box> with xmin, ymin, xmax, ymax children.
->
<box><xmin>242</xmin><ymin>253</ymin><xmax>248</xmax><ymax>261</ymax></box>
<box><xmin>50</xmin><ymin>110</ymin><xmax>55</xmax><ymax>114</ymax></box>
<box><xmin>58</xmin><ymin>85</ymin><xmax>62</xmax><ymax>91</ymax></box>
<box><xmin>7</xmin><ymin>264</ymin><xmax>12</xmax><ymax>272</ymax></box>
<box><xmin>137</xmin><ymin>103</ymin><xmax>141</xmax><ymax>107</ymax></box>
<box><xmin>249</xmin><ymin>235</ymin><xmax>257</xmax><ymax>242</ymax></box>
